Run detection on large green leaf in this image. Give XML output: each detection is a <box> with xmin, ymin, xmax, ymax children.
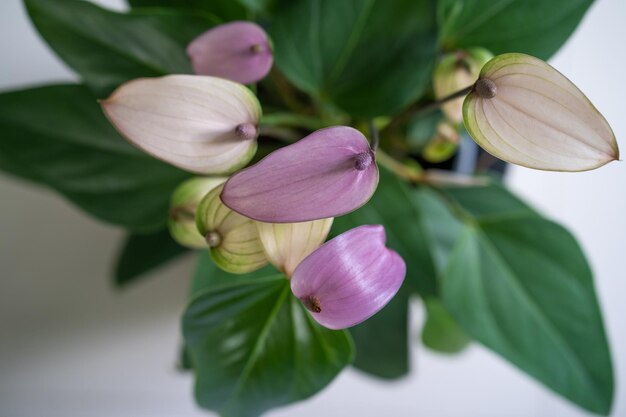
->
<box><xmin>25</xmin><ymin>0</ymin><xmax>218</xmax><ymax>95</ymax></box>
<box><xmin>271</xmin><ymin>0</ymin><xmax>437</xmax><ymax>117</ymax></box>
<box><xmin>114</xmin><ymin>229</ymin><xmax>189</xmax><ymax>287</ymax></box>
<box><xmin>443</xmin><ymin>216</ymin><xmax>613</xmax><ymax>414</ymax></box>
<box><xmin>183</xmin><ymin>276</ymin><xmax>354</xmax><ymax>417</ymax></box>
<box><xmin>438</xmin><ymin>180</ymin><xmax>537</xmax><ymax>220</ymax></box>
<box><xmin>421</xmin><ymin>297</ymin><xmax>469</xmax><ymax>354</ymax></box>
<box><xmin>349</xmin><ymin>292</ymin><xmax>410</xmax><ymax>379</ymax></box>
<box><xmin>127</xmin><ymin>0</ymin><xmax>248</xmax><ymax>20</ymax></box>
<box><xmin>0</xmin><ymin>84</ymin><xmax>189</xmax><ymax>231</ymax></box>
<box><xmin>438</xmin><ymin>0</ymin><xmax>593</xmax><ymax>60</ymax></box>
<box><xmin>181</xmin><ymin>252</ymin><xmax>278</xmax><ymax>371</ymax></box>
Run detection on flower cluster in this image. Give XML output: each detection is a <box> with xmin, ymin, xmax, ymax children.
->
<box><xmin>100</xmin><ymin>21</ymin><xmax>618</xmax><ymax>329</ymax></box>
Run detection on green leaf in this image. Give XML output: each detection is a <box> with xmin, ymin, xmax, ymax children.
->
<box><xmin>410</xmin><ymin>187</ymin><xmax>464</xmax><ymax>274</ymax></box>
<box><xmin>438</xmin><ymin>0</ymin><xmax>593</xmax><ymax>60</ymax></box>
<box><xmin>183</xmin><ymin>276</ymin><xmax>354</xmax><ymax>417</ymax></box>
<box><xmin>0</xmin><ymin>84</ymin><xmax>190</xmax><ymax>231</ymax></box>
<box><xmin>271</xmin><ymin>0</ymin><xmax>437</xmax><ymax>117</ymax></box>
<box><xmin>25</xmin><ymin>0</ymin><xmax>219</xmax><ymax>95</ymax></box>
<box><xmin>114</xmin><ymin>229</ymin><xmax>189</xmax><ymax>287</ymax></box>
<box><xmin>349</xmin><ymin>292</ymin><xmax>410</xmax><ymax>379</ymax></box>
<box><xmin>421</xmin><ymin>297</ymin><xmax>469</xmax><ymax>354</ymax></box>
<box><xmin>443</xmin><ymin>217</ymin><xmax>613</xmax><ymax>414</ymax></box>
<box><xmin>439</xmin><ymin>180</ymin><xmax>537</xmax><ymax>220</ymax></box>
<box><xmin>127</xmin><ymin>0</ymin><xmax>248</xmax><ymax>20</ymax></box>
<box><xmin>181</xmin><ymin>252</ymin><xmax>277</xmax><ymax>371</ymax></box>
<box><xmin>333</xmin><ymin>167</ymin><xmax>439</xmax><ymax>296</ymax></box>
<box><xmin>190</xmin><ymin>251</ymin><xmax>277</xmax><ymax>297</ymax></box>
<box><xmin>128</xmin><ymin>0</ymin><xmax>247</xmax><ymax>19</ymax></box>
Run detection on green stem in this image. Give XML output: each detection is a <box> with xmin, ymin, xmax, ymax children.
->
<box><xmin>258</xmin><ymin>125</ymin><xmax>300</xmax><ymax>143</ymax></box>
<box><xmin>383</xmin><ymin>84</ymin><xmax>474</xmax><ymax>134</ymax></box>
<box><xmin>261</xmin><ymin>113</ymin><xmax>328</xmax><ymax>131</ymax></box>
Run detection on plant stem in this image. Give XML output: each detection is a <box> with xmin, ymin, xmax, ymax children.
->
<box><xmin>383</xmin><ymin>84</ymin><xmax>474</xmax><ymax>134</ymax></box>
<box><xmin>258</xmin><ymin>125</ymin><xmax>300</xmax><ymax>143</ymax></box>
<box><xmin>375</xmin><ymin>149</ymin><xmax>423</xmax><ymax>182</ymax></box>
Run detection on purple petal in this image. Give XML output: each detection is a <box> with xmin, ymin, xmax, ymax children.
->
<box><xmin>187</xmin><ymin>21</ymin><xmax>273</xmax><ymax>84</ymax></box>
<box><xmin>221</xmin><ymin>126</ymin><xmax>379</xmax><ymax>223</ymax></box>
<box><xmin>291</xmin><ymin>225</ymin><xmax>406</xmax><ymax>330</ymax></box>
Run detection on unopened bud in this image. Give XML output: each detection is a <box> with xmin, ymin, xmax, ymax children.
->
<box><xmin>196</xmin><ymin>183</ymin><xmax>267</xmax><ymax>274</ymax></box>
<box><xmin>168</xmin><ymin>177</ymin><xmax>226</xmax><ymax>249</ymax></box>
<box><xmin>433</xmin><ymin>47</ymin><xmax>493</xmax><ymax>123</ymax></box>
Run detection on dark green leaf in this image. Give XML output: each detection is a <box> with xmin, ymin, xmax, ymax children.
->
<box><xmin>183</xmin><ymin>276</ymin><xmax>354</xmax><ymax>417</ymax></box>
<box><xmin>190</xmin><ymin>251</ymin><xmax>278</xmax><ymax>296</ymax></box>
<box><xmin>114</xmin><ymin>229</ymin><xmax>189</xmax><ymax>287</ymax></box>
<box><xmin>333</xmin><ymin>167</ymin><xmax>439</xmax><ymax>296</ymax></box>
<box><xmin>181</xmin><ymin>252</ymin><xmax>278</xmax><ymax>371</ymax></box>
<box><xmin>350</xmin><ymin>292</ymin><xmax>410</xmax><ymax>379</ymax></box>
<box><xmin>439</xmin><ymin>180</ymin><xmax>537</xmax><ymax>220</ymax></box>
<box><xmin>421</xmin><ymin>297</ymin><xmax>469</xmax><ymax>354</ymax></box>
<box><xmin>26</xmin><ymin>0</ymin><xmax>218</xmax><ymax>95</ymax></box>
<box><xmin>406</xmin><ymin>110</ymin><xmax>444</xmax><ymax>151</ymax></box>
<box><xmin>127</xmin><ymin>0</ymin><xmax>247</xmax><ymax>20</ymax></box>
<box><xmin>443</xmin><ymin>217</ymin><xmax>613</xmax><ymax>414</ymax></box>
<box><xmin>410</xmin><ymin>187</ymin><xmax>464</xmax><ymax>275</ymax></box>
<box><xmin>438</xmin><ymin>0</ymin><xmax>593</xmax><ymax>60</ymax></box>
<box><xmin>0</xmin><ymin>84</ymin><xmax>190</xmax><ymax>231</ymax></box>
<box><xmin>271</xmin><ymin>0</ymin><xmax>438</xmax><ymax>117</ymax></box>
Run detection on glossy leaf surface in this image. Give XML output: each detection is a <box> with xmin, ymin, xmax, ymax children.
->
<box><xmin>271</xmin><ymin>0</ymin><xmax>437</xmax><ymax>116</ymax></box>
<box><xmin>443</xmin><ymin>211</ymin><xmax>613</xmax><ymax>414</ymax></box>
<box><xmin>438</xmin><ymin>0</ymin><xmax>593</xmax><ymax>60</ymax></box>
<box><xmin>183</xmin><ymin>276</ymin><xmax>354</xmax><ymax>417</ymax></box>
<box><xmin>26</xmin><ymin>0</ymin><xmax>218</xmax><ymax>95</ymax></box>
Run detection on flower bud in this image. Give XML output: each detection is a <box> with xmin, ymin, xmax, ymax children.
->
<box><xmin>196</xmin><ymin>183</ymin><xmax>267</xmax><ymax>273</ymax></box>
<box><xmin>434</xmin><ymin>48</ymin><xmax>493</xmax><ymax>123</ymax></box>
<box><xmin>423</xmin><ymin>121</ymin><xmax>460</xmax><ymax>163</ymax></box>
<box><xmin>187</xmin><ymin>21</ymin><xmax>273</xmax><ymax>84</ymax></box>
<box><xmin>463</xmin><ymin>53</ymin><xmax>619</xmax><ymax>171</ymax></box>
<box><xmin>168</xmin><ymin>177</ymin><xmax>226</xmax><ymax>249</ymax></box>
<box><xmin>257</xmin><ymin>218</ymin><xmax>333</xmax><ymax>277</ymax></box>
<box><xmin>291</xmin><ymin>225</ymin><xmax>406</xmax><ymax>330</ymax></box>
<box><xmin>101</xmin><ymin>75</ymin><xmax>261</xmax><ymax>174</ymax></box>
<box><xmin>221</xmin><ymin>126</ymin><xmax>379</xmax><ymax>223</ymax></box>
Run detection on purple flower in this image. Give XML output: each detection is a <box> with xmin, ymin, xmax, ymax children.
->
<box><xmin>187</xmin><ymin>21</ymin><xmax>273</xmax><ymax>84</ymax></box>
<box><xmin>221</xmin><ymin>126</ymin><xmax>379</xmax><ymax>223</ymax></box>
<box><xmin>291</xmin><ymin>225</ymin><xmax>406</xmax><ymax>330</ymax></box>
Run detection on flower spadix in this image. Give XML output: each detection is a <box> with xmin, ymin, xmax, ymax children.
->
<box><xmin>291</xmin><ymin>225</ymin><xmax>406</xmax><ymax>330</ymax></box>
<box><xmin>196</xmin><ymin>183</ymin><xmax>267</xmax><ymax>274</ymax></box>
<box><xmin>463</xmin><ymin>53</ymin><xmax>619</xmax><ymax>172</ymax></box>
<box><xmin>101</xmin><ymin>75</ymin><xmax>261</xmax><ymax>175</ymax></box>
<box><xmin>257</xmin><ymin>218</ymin><xmax>333</xmax><ymax>277</ymax></box>
<box><xmin>221</xmin><ymin>126</ymin><xmax>379</xmax><ymax>223</ymax></box>
<box><xmin>434</xmin><ymin>48</ymin><xmax>493</xmax><ymax>123</ymax></box>
<box><xmin>169</xmin><ymin>177</ymin><xmax>226</xmax><ymax>249</ymax></box>
<box><xmin>188</xmin><ymin>21</ymin><xmax>273</xmax><ymax>84</ymax></box>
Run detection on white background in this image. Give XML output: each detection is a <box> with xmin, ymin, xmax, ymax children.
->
<box><xmin>1</xmin><ymin>0</ymin><xmax>625</xmax><ymax>416</ymax></box>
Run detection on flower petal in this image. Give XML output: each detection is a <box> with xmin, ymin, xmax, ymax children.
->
<box><xmin>196</xmin><ymin>183</ymin><xmax>267</xmax><ymax>273</ymax></box>
<box><xmin>221</xmin><ymin>126</ymin><xmax>379</xmax><ymax>223</ymax></box>
<box><xmin>463</xmin><ymin>53</ymin><xmax>619</xmax><ymax>172</ymax></box>
<box><xmin>257</xmin><ymin>218</ymin><xmax>333</xmax><ymax>277</ymax></box>
<box><xmin>291</xmin><ymin>225</ymin><xmax>406</xmax><ymax>330</ymax></box>
<box><xmin>169</xmin><ymin>177</ymin><xmax>227</xmax><ymax>249</ymax></box>
<box><xmin>187</xmin><ymin>21</ymin><xmax>273</xmax><ymax>84</ymax></box>
<box><xmin>101</xmin><ymin>75</ymin><xmax>261</xmax><ymax>174</ymax></box>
